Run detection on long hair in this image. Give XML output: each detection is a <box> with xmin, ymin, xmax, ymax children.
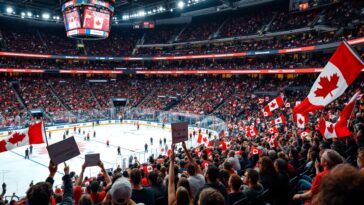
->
<box><xmin>176</xmin><ymin>186</ymin><xmax>192</xmax><ymax>205</ymax></box>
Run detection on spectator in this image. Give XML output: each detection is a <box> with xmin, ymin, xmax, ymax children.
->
<box><xmin>293</xmin><ymin>149</ymin><xmax>344</xmax><ymax>202</ymax></box>
<box><xmin>227</xmin><ymin>174</ymin><xmax>245</xmax><ymax>205</ymax></box>
<box><xmin>242</xmin><ymin>168</ymin><xmax>264</xmax><ymax>201</ymax></box>
<box><xmin>198</xmin><ymin>188</ymin><xmax>225</xmax><ymax>205</ymax></box>
<box><xmin>130</xmin><ymin>168</ymin><xmax>155</xmax><ymax>205</ymax></box>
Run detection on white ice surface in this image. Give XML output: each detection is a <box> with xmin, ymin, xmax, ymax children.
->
<box><xmin>0</xmin><ymin>124</ymin><xmax>176</xmax><ymax>197</ymax></box>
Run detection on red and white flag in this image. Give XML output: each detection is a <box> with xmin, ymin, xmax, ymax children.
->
<box><xmin>246</xmin><ymin>126</ymin><xmax>259</xmax><ymax>138</ymax></box>
<box><xmin>300</xmin><ymin>129</ymin><xmax>311</xmax><ymax>140</ymax></box>
<box><xmin>272</xmin><ymin>115</ymin><xmax>286</xmax><ymax>125</ymax></box>
<box><xmin>0</xmin><ymin>122</ymin><xmax>46</xmax><ymax>153</ymax></box>
<box><xmin>318</xmin><ymin>118</ymin><xmax>338</xmax><ymax>139</ymax></box>
<box><xmin>264</xmin><ymin>96</ymin><xmax>284</xmax><ymax>113</ymax></box>
<box><xmin>293</xmin><ymin>42</ymin><xmax>364</xmax><ymax>114</ymax></box>
<box><xmin>285</xmin><ymin>102</ymin><xmax>291</xmax><ymax>108</ymax></box>
<box><xmin>294</xmin><ymin>113</ymin><xmax>309</xmax><ymax>129</ymax></box>
<box><xmin>268</xmin><ymin>127</ymin><xmax>279</xmax><ymax>134</ymax></box>
<box><xmin>250</xmin><ymin>145</ymin><xmax>263</xmax><ymax>155</ymax></box>
<box><xmin>262</xmin><ymin>109</ymin><xmax>272</xmax><ymax>117</ymax></box>
<box><xmin>335</xmin><ymin>91</ymin><xmax>360</xmax><ymax>130</ymax></box>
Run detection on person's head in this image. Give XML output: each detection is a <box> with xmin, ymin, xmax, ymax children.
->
<box><xmin>205</xmin><ymin>164</ymin><xmax>219</xmax><ymax>183</ymax></box>
<box><xmin>26</xmin><ymin>182</ymin><xmax>52</xmax><ymax>205</ymax></box>
<box><xmin>229</xmin><ymin>174</ymin><xmax>242</xmax><ymax>192</ymax></box>
<box><xmin>129</xmin><ymin>168</ymin><xmax>142</xmax><ymax>186</ymax></box>
<box><xmin>357</xmin><ymin>147</ymin><xmax>364</xmax><ymax>169</ymax></box>
<box><xmin>90</xmin><ymin>181</ymin><xmax>100</xmax><ymax>193</ymax></box>
<box><xmin>78</xmin><ymin>194</ymin><xmax>93</xmax><ymax>205</ymax></box>
<box><xmin>274</xmin><ymin>158</ymin><xmax>288</xmax><ymax>173</ymax></box>
<box><xmin>289</xmin><ymin>148</ymin><xmax>299</xmax><ymax>160</ymax></box>
<box><xmin>177</xmin><ymin>177</ymin><xmax>192</xmax><ymax>196</ymax></box>
<box><xmin>147</xmin><ymin>171</ymin><xmax>160</xmax><ymax>186</ymax></box>
<box><xmin>259</xmin><ymin>156</ymin><xmax>276</xmax><ymax>175</ymax></box>
<box><xmin>198</xmin><ymin>188</ymin><xmax>224</xmax><ymax>205</ymax></box>
<box><xmin>187</xmin><ymin>164</ymin><xmax>196</xmax><ymax>176</ymax></box>
<box><xmin>176</xmin><ymin>186</ymin><xmax>192</xmax><ymax>205</ymax></box>
<box><xmin>320</xmin><ymin>149</ymin><xmax>344</xmax><ymax>170</ymax></box>
<box><xmin>229</xmin><ymin>150</ymin><xmax>235</xmax><ymax>157</ymax></box>
<box><xmin>311</xmin><ymin>164</ymin><xmax>364</xmax><ymax>205</ymax></box>
<box><xmin>223</xmin><ymin>161</ymin><xmax>233</xmax><ymax>171</ymax></box>
<box><xmin>218</xmin><ymin>169</ymin><xmax>230</xmax><ymax>188</ymax></box>
<box><xmin>268</xmin><ymin>150</ymin><xmax>277</xmax><ymax>161</ymax></box>
<box><xmin>109</xmin><ymin>177</ymin><xmax>132</xmax><ymax>205</ymax></box>
<box><xmin>243</xmin><ymin>168</ymin><xmax>259</xmax><ymax>186</ymax></box>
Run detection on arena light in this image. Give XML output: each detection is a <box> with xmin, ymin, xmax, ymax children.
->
<box><xmin>178</xmin><ymin>1</ymin><xmax>185</xmax><ymax>9</ymax></box>
<box><xmin>6</xmin><ymin>7</ymin><xmax>13</xmax><ymax>14</ymax></box>
<box><xmin>27</xmin><ymin>11</ymin><xmax>32</xmax><ymax>17</ymax></box>
<box><xmin>21</xmin><ymin>12</ymin><xmax>25</xmax><ymax>17</ymax></box>
<box><xmin>138</xmin><ymin>10</ymin><xmax>146</xmax><ymax>17</ymax></box>
<box><xmin>42</xmin><ymin>13</ymin><xmax>50</xmax><ymax>19</ymax></box>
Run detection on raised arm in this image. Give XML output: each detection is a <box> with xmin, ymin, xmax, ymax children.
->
<box><xmin>168</xmin><ymin>144</ymin><xmax>176</xmax><ymax>205</ymax></box>
<box><xmin>98</xmin><ymin>161</ymin><xmax>112</xmax><ymax>187</ymax></box>
<box><xmin>76</xmin><ymin>162</ymin><xmax>86</xmax><ymax>186</ymax></box>
<box><xmin>182</xmin><ymin>141</ymin><xmax>202</xmax><ymax>174</ymax></box>
<box><xmin>61</xmin><ymin>163</ymin><xmax>74</xmax><ymax>205</ymax></box>
<box><xmin>46</xmin><ymin>160</ymin><xmax>58</xmax><ymax>188</ymax></box>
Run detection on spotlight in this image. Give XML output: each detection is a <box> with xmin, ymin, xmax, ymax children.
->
<box><xmin>42</xmin><ymin>13</ymin><xmax>50</xmax><ymax>19</ymax></box>
<box><xmin>178</xmin><ymin>1</ymin><xmax>185</xmax><ymax>9</ymax></box>
<box><xmin>6</xmin><ymin>7</ymin><xmax>13</xmax><ymax>14</ymax></box>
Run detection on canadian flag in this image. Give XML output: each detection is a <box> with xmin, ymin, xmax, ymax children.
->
<box><xmin>197</xmin><ymin>134</ymin><xmax>203</xmax><ymax>144</ymax></box>
<box><xmin>318</xmin><ymin>92</ymin><xmax>360</xmax><ymax>139</ymax></box>
<box><xmin>93</xmin><ymin>15</ymin><xmax>104</xmax><ymax>30</ymax></box>
<box><xmin>268</xmin><ymin>136</ymin><xmax>278</xmax><ymax>148</ymax></box>
<box><xmin>335</xmin><ymin>91</ymin><xmax>360</xmax><ymax>130</ymax></box>
<box><xmin>293</xmin><ymin>42</ymin><xmax>364</xmax><ymax>114</ymax></box>
<box><xmin>264</xmin><ymin>96</ymin><xmax>284</xmax><ymax>113</ymax></box>
<box><xmin>0</xmin><ymin>122</ymin><xmax>45</xmax><ymax>153</ymax></box>
<box><xmin>246</xmin><ymin>126</ymin><xmax>259</xmax><ymax>137</ymax></box>
<box><xmin>250</xmin><ymin>145</ymin><xmax>263</xmax><ymax>155</ymax></box>
<box><xmin>268</xmin><ymin>127</ymin><xmax>279</xmax><ymax>134</ymax></box>
<box><xmin>272</xmin><ymin>115</ymin><xmax>286</xmax><ymax>125</ymax></box>
<box><xmin>262</xmin><ymin>109</ymin><xmax>272</xmax><ymax>117</ymax></box>
<box><xmin>294</xmin><ymin>113</ymin><xmax>309</xmax><ymax>129</ymax></box>
<box><xmin>300</xmin><ymin>129</ymin><xmax>311</xmax><ymax>140</ymax></box>
<box><xmin>318</xmin><ymin>119</ymin><xmax>338</xmax><ymax>139</ymax></box>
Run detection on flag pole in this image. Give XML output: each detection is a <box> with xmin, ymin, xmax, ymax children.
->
<box><xmin>42</xmin><ymin>119</ymin><xmax>49</xmax><ymax>147</ymax></box>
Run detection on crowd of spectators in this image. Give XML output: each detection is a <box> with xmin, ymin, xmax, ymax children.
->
<box><xmin>0</xmin><ymin>75</ymin><xmax>364</xmax><ymax>205</ymax></box>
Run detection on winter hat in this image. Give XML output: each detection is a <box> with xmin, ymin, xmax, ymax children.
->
<box><xmin>109</xmin><ymin>177</ymin><xmax>132</xmax><ymax>205</ymax></box>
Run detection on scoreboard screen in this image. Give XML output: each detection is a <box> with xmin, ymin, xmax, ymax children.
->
<box><xmin>63</xmin><ymin>9</ymin><xmax>81</xmax><ymax>31</ymax></box>
<box><xmin>83</xmin><ymin>7</ymin><xmax>111</xmax><ymax>32</ymax></box>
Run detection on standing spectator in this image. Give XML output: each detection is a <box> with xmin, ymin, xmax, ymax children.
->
<box><xmin>130</xmin><ymin>168</ymin><xmax>155</xmax><ymax>205</ymax></box>
<box><xmin>227</xmin><ymin>150</ymin><xmax>241</xmax><ymax>171</ymax></box>
<box><xmin>29</xmin><ymin>145</ymin><xmax>33</xmax><ymax>155</ymax></box>
<box><xmin>194</xmin><ymin>164</ymin><xmax>228</xmax><ymax>205</ymax></box>
<box><xmin>168</xmin><ymin>144</ymin><xmax>193</xmax><ymax>205</ymax></box>
<box><xmin>182</xmin><ymin>142</ymin><xmax>205</xmax><ymax>194</ymax></box>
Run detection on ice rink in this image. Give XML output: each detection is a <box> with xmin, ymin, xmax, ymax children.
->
<box><xmin>0</xmin><ymin>123</ymin><xmax>181</xmax><ymax>196</ymax></box>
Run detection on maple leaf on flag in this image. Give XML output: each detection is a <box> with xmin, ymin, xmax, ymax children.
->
<box><xmin>327</xmin><ymin>124</ymin><xmax>334</xmax><ymax>133</ymax></box>
<box><xmin>96</xmin><ymin>20</ymin><xmax>101</xmax><ymax>26</ymax></box>
<box><xmin>314</xmin><ymin>73</ymin><xmax>339</xmax><ymax>99</ymax></box>
<box><xmin>0</xmin><ymin>140</ymin><xmax>7</xmax><ymax>152</ymax></box>
<box><xmin>270</xmin><ymin>102</ymin><xmax>276</xmax><ymax>108</ymax></box>
<box><xmin>298</xmin><ymin>118</ymin><xmax>304</xmax><ymax>125</ymax></box>
<box><xmin>8</xmin><ymin>132</ymin><xmax>26</xmax><ymax>145</ymax></box>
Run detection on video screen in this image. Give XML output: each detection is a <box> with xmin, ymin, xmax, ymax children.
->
<box><xmin>83</xmin><ymin>7</ymin><xmax>110</xmax><ymax>32</ymax></box>
<box><xmin>64</xmin><ymin>9</ymin><xmax>81</xmax><ymax>31</ymax></box>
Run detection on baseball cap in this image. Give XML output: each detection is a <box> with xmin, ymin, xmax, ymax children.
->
<box><xmin>109</xmin><ymin>177</ymin><xmax>132</xmax><ymax>205</ymax></box>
